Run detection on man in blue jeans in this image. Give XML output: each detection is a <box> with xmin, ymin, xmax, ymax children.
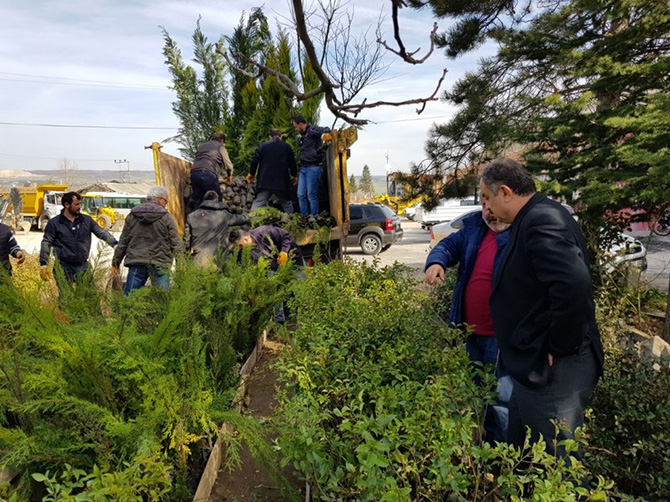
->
<box><xmin>112</xmin><ymin>186</ymin><xmax>182</xmax><ymax>295</ymax></box>
<box><xmin>291</xmin><ymin>115</ymin><xmax>331</xmax><ymax>216</ymax></box>
<box><xmin>424</xmin><ymin>205</ymin><xmax>512</xmax><ymax>444</ymax></box>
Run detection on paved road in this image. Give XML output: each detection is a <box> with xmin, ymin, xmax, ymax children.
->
<box><xmin>12</xmin><ymin>220</ymin><xmax>670</xmax><ymax>293</ymax></box>
<box><xmin>345</xmin><ymin>218</ymin><xmax>431</xmax><ymax>277</ymax></box>
<box><xmin>345</xmin><ymin>220</ymin><xmax>670</xmax><ymax>292</ymax></box>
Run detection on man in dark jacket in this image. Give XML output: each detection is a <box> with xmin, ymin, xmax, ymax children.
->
<box><xmin>425</xmin><ymin>207</ymin><xmax>512</xmax><ymax>443</ymax></box>
<box><xmin>186</xmin><ymin>190</ymin><xmax>249</xmax><ymax>267</ymax></box>
<box><xmin>247</xmin><ymin>129</ymin><xmax>298</xmax><ymax>214</ymax></box>
<box><xmin>190</xmin><ymin>131</ymin><xmax>234</xmax><ymax>208</ymax></box>
<box><xmin>291</xmin><ymin>115</ymin><xmax>331</xmax><ymax>216</ymax></box>
<box><xmin>0</xmin><ymin>223</ymin><xmax>25</xmax><ymax>276</ymax></box>
<box><xmin>480</xmin><ymin>158</ymin><xmax>604</xmax><ymax>457</ymax></box>
<box><xmin>112</xmin><ymin>186</ymin><xmax>182</xmax><ymax>295</ymax></box>
<box><xmin>40</xmin><ymin>191</ymin><xmax>118</xmax><ymax>286</ymax></box>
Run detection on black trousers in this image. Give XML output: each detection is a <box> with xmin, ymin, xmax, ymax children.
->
<box><xmin>507</xmin><ymin>343</ymin><xmax>599</xmax><ymax>458</ymax></box>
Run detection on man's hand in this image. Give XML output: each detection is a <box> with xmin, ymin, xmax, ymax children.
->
<box><xmin>39</xmin><ymin>267</ymin><xmax>51</xmax><ymax>281</ymax></box>
<box><xmin>15</xmin><ymin>251</ymin><xmax>25</xmax><ymax>265</ymax></box>
<box><xmin>277</xmin><ymin>252</ymin><xmax>289</xmax><ymax>266</ymax></box>
<box><xmin>548</xmin><ymin>353</ymin><xmax>554</xmax><ymax>367</ymax></box>
<box><xmin>225</xmin><ymin>176</ymin><xmax>233</xmax><ymax>184</ymax></box>
<box><xmin>111</xmin><ymin>266</ymin><xmax>119</xmax><ymax>278</ymax></box>
<box><xmin>321</xmin><ymin>132</ymin><xmax>332</xmax><ymax>143</ymax></box>
<box><xmin>292</xmin><ymin>176</ymin><xmax>298</xmax><ymax>186</ymax></box>
<box><xmin>424</xmin><ymin>264</ymin><xmax>445</xmax><ymax>286</ymax></box>
<box><xmin>246</xmin><ymin>173</ymin><xmax>254</xmax><ymax>184</ymax></box>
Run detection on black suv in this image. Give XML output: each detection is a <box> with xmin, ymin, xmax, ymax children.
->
<box><xmin>346</xmin><ymin>203</ymin><xmax>403</xmax><ymax>255</ymax></box>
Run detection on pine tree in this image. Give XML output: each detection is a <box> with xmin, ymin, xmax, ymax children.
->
<box><xmin>348</xmin><ymin>174</ymin><xmax>358</xmax><ymax>197</ymax></box>
<box><xmin>162</xmin><ymin>20</ymin><xmax>230</xmax><ymax>160</ymax></box>
<box><xmin>360</xmin><ymin>165</ymin><xmax>374</xmax><ymax>198</ymax></box>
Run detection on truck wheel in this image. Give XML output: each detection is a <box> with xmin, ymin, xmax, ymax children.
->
<box><xmin>360</xmin><ymin>234</ymin><xmax>382</xmax><ymax>255</ymax></box>
<box><xmin>97</xmin><ymin>214</ymin><xmax>112</xmax><ymax>229</ymax></box>
<box><xmin>39</xmin><ymin>214</ymin><xmax>50</xmax><ymax>231</ymax></box>
<box><xmin>18</xmin><ymin>221</ymin><xmax>31</xmax><ymax>235</ymax></box>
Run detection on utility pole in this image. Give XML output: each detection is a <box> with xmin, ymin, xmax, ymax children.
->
<box><xmin>114</xmin><ymin>159</ymin><xmax>130</xmax><ymax>183</ymax></box>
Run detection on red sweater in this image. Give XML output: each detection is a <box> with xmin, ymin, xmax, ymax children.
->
<box><xmin>463</xmin><ymin>229</ymin><xmax>497</xmax><ymax>335</ymax></box>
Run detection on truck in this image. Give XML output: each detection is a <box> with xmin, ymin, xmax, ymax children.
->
<box><xmin>146</xmin><ymin>127</ymin><xmax>358</xmax><ymax>261</ymax></box>
<box><xmin>0</xmin><ymin>184</ymin><xmax>69</xmax><ymax>233</ymax></box>
<box><xmin>416</xmin><ymin>196</ymin><xmax>479</xmax><ymax>229</ymax></box>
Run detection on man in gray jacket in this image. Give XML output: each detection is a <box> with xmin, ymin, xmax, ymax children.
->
<box><xmin>112</xmin><ymin>186</ymin><xmax>182</xmax><ymax>295</ymax></box>
<box><xmin>185</xmin><ymin>190</ymin><xmax>249</xmax><ymax>267</ymax></box>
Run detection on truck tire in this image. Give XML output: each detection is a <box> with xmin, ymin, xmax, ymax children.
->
<box><xmin>97</xmin><ymin>214</ymin><xmax>112</xmax><ymax>230</ymax></box>
<box><xmin>39</xmin><ymin>214</ymin><xmax>50</xmax><ymax>231</ymax></box>
<box><xmin>360</xmin><ymin>233</ymin><xmax>382</xmax><ymax>255</ymax></box>
<box><xmin>18</xmin><ymin>221</ymin><xmax>31</xmax><ymax>235</ymax></box>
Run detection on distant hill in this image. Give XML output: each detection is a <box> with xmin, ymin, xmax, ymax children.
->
<box><xmin>0</xmin><ymin>170</ymin><xmax>156</xmax><ymax>188</ymax></box>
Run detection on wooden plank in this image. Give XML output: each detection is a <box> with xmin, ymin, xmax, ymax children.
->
<box><xmin>192</xmin><ymin>329</ymin><xmax>269</xmax><ymax>502</ymax></box>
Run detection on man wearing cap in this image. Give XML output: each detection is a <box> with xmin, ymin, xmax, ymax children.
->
<box><xmin>247</xmin><ymin>129</ymin><xmax>298</xmax><ymax>214</ymax></box>
<box><xmin>112</xmin><ymin>186</ymin><xmax>183</xmax><ymax>295</ymax></box>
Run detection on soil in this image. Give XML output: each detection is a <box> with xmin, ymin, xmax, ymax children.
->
<box><xmin>210</xmin><ymin>333</ymin><xmax>304</xmax><ymax>502</ymax></box>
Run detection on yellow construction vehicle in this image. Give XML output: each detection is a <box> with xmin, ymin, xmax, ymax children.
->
<box><xmin>0</xmin><ymin>184</ymin><xmax>69</xmax><ymax>232</ymax></box>
<box><xmin>80</xmin><ymin>192</ymin><xmax>147</xmax><ymax>231</ymax></box>
<box><xmin>146</xmin><ymin>127</ymin><xmax>357</xmax><ymax>260</ymax></box>
<box><xmin>373</xmin><ymin>174</ymin><xmax>424</xmax><ymax>215</ymax></box>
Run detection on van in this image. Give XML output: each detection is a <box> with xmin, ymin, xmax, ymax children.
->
<box><xmin>416</xmin><ymin>197</ymin><xmax>478</xmax><ymax>229</ymax></box>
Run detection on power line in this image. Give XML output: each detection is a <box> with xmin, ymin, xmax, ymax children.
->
<box><xmin>0</xmin><ymin>121</ymin><xmax>176</xmax><ymax>130</ymax></box>
<box><xmin>0</xmin><ymin>72</ymin><xmax>169</xmax><ymax>90</ymax></box>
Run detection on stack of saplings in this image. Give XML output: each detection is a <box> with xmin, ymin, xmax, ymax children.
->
<box><xmin>221</xmin><ymin>176</ymin><xmax>255</xmax><ymax>213</ymax></box>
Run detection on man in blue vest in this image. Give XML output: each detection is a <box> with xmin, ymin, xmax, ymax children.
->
<box><xmin>425</xmin><ymin>205</ymin><xmax>512</xmax><ymax>444</ymax></box>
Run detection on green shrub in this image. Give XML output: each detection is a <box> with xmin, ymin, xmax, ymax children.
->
<box><xmin>275</xmin><ymin>261</ymin><xmax>612</xmax><ymax>500</ymax></box>
<box><xmin>0</xmin><ymin>255</ymin><xmax>297</xmax><ymax>500</ymax></box>
<box><xmin>586</xmin><ymin>346</ymin><xmax>670</xmax><ymax>499</ymax></box>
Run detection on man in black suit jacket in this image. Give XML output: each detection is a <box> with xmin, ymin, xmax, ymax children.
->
<box><xmin>479</xmin><ymin>158</ymin><xmax>604</xmax><ymax>457</ymax></box>
<box><xmin>247</xmin><ymin>129</ymin><xmax>298</xmax><ymax>214</ymax></box>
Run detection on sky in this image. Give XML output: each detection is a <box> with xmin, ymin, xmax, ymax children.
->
<box><xmin>0</xmin><ymin>0</ymin><xmax>493</xmax><ymax>177</ymax></box>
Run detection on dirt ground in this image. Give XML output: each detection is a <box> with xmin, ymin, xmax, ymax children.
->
<box><xmin>209</xmin><ymin>334</ymin><xmax>304</xmax><ymax>502</ymax></box>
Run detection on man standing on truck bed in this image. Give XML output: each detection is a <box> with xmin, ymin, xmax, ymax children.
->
<box><xmin>191</xmin><ymin>131</ymin><xmax>234</xmax><ymax>208</ymax></box>
<box><xmin>40</xmin><ymin>191</ymin><xmax>118</xmax><ymax>287</ymax></box>
<box><xmin>247</xmin><ymin>129</ymin><xmax>298</xmax><ymax>214</ymax></box>
<box><xmin>291</xmin><ymin>115</ymin><xmax>331</xmax><ymax>217</ymax></box>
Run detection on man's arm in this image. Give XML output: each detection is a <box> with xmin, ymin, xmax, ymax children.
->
<box><xmin>249</xmin><ymin>145</ymin><xmax>261</xmax><ymax>177</ymax></box>
<box><xmin>39</xmin><ymin>220</ymin><xmax>56</xmax><ymax>266</ymax></box>
<box><xmin>229</xmin><ymin>213</ymin><xmax>250</xmax><ymax>228</ymax></box>
<box><xmin>220</xmin><ymin>145</ymin><xmax>234</xmax><ymax>178</ymax></box>
<box><xmin>424</xmin><ymin>229</ymin><xmax>466</xmax><ymax>272</ymax></box>
<box><xmin>8</xmin><ymin>234</ymin><xmax>22</xmax><ymax>258</ymax></box>
<box><xmin>91</xmin><ymin>218</ymin><xmax>118</xmax><ymax>247</ymax></box>
<box><xmin>526</xmin><ymin>211</ymin><xmax>594</xmax><ymax>357</ymax></box>
<box><xmin>111</xmin><ymin>218</ymin><xmax>132</xmax><ymax>268</ymax></box>
<box><xmin>287</xmin><ymin>147</ymin><xmax>298</xmax><ymax>179</ymax></box>
<box><xmin>308</xmin><ymin>124</ymin><xmax>330</xmax><ymax>137</ymax></box>
<box><xmin>167</xmin><ymin>215</ymin><xmax>184</xmax><ymax>256</ymax></box>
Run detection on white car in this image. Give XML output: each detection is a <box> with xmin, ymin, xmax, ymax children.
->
<box><xmin>418</xmin><ymin>197</ymin><xmax>478</xmax><ymax>229</ymax></box>
<box><xmin>429</xmin><ymin>210</ymin><xmax>479</xmax><ymax>248</ymax></box>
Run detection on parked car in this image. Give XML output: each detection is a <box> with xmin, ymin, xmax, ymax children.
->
<box><xmin>429</xmin><ymin>209</ymin><xmax>480</xmax><ymax>248</ymax></box>
<box><xmin>346</xmin><ymin>203</ymin><xmax>404</xmax><ymax>255</ymax></box>
<box><xmin>416</xmin><ymin>197</ymin><xmax>478</xmax><ymax>229</ymax></box>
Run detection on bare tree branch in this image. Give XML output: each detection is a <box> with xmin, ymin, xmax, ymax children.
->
<box><xmin>378</xmin><ymin>0</ymin><xmax>439</xmax><ymax>65</ymax></box>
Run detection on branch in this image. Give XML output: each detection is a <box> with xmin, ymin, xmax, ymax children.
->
<box><xmin>339</xmin><ymin>68</ymin><xmax>448</xmax><ymax>115</ymax></box>
<box><xmin>378</xmin><ymin>0</ymin><xmax>438</xmax><ymax>64</ymax></box>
